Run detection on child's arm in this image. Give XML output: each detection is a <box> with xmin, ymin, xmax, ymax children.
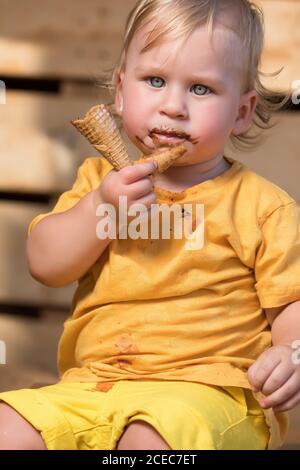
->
<box><xmin>26</xmin><ymin>160</ymin><xmax>157</xmax><ymax>288</ymax></box>
<box><xmin>266</xmin><ymin>302</ymin><xmax>300</xmax><ymax>347</ymax></box>
<box><xmin>26</xmin><ymin>189</ymin><xmax>112</xmax><ymax>288</ymax></box>
<box><xmin>248</xmin><ymin>301</ymin><xmax>300</xmax><ymax>412</ymax></box>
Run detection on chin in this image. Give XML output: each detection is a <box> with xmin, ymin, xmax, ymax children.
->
<box><xmin>131</xmin><ymin>135</ymin><xmax>152</xmax><ymax>155</ymax></box>
<box><xmin>174</xmin><ymin>155</ymin><xmax>203</xmax><ymax>166</ymax></box>
<box><xmin>172</xmin><ymin>152</ymin><xmax>195</xmax><ymax>165</ymax></box>
<box><xmin>140</xmin><ymin>146</ymin><xmax>153</xmax><ymax>156</ymax></box>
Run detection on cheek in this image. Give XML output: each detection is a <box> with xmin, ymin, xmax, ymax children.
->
<box><xmin>122</xmin><ymin>110</ymin><xmax>141</xmax><ymax>136</ymax></box>
<box><xmin>122</xmin><ymin>85</ymin><xmax>153</xmax><ymax>137</ymax></box>
<box><xmin>192</xmin><ymin>101</ymin><xmax>236</xmax><ymax>139</ymax></box>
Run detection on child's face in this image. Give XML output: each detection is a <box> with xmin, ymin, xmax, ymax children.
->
<box><xmin>115</xmin><ymin>20</ymin><xmax>257</xmax><ymax>166</ymax></box>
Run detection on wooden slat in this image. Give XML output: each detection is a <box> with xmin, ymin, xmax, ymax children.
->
<box><xmin>258</xmin><ymin>1</ymin><xmax>300</xmax><ymax>93</ymax></box>
<box><xmin>226</xmin><ymin>112</ymin><xmax>300</xmax><ymax>204</ymax></box>
<box><xmin>0</xmin><ymin>365</ymin><xmax>58</xmax><ymax>392</ymax></box>
<box><xmin>0</xmin><ymin>201</ymin><xmax>76</xmax><ymax>307</ymax></box>
<box><xmin>0</xmin><ymin>312</ymin><xmax>65</xmax><ymax>371</ymax></box>
<box><xmin>0</xmin><ymin>0</ymin><xmax>298</xmax><ymax>92</ymax></box>
<box><xmin>0</xmin><ymin>89</ymin><xmax>137</xmax><ymax>193</ymax></box>
<box><xmin>0</xmin><ymin>312</ymin><xmax>65</xmax><ymax>391</ymax></box>
<box><xmin>1</xmin><ymin>89</ymin><xmax>108</xmax><ymax>135</ymax></box>
<box><xmin>0</xmin><ymin>89</ymin><xmax>103</xmax><ymax>193</ymax></box>
<box><xmin>0</xmin><ymin>0</ymin><xmax>136</xmax><ymax>80</ymax></box>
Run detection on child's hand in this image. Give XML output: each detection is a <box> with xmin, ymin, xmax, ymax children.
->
<box><xmin>247</xmin><ymin>344</ymin><xmax>300</xmax><ymax>412</ymax></box>
<box><xmin>95</xmin><ymin>160</ymin><xmax>158</xmax><ymax>227</ymax></box>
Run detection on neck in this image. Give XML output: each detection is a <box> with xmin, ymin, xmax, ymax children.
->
<box><xmin>152</xmin><ymin>154</ymin><xmax>231</xmax><ymax>190</ymax></box>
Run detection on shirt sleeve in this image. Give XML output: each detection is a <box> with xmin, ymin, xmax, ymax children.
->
<box><xmin>27</xmin><ymin>157</ymin><xmax>112</xmax><ymax>236</ymax></box>
<box><xmin>254</xmin><ymin>201</ymin><xmax>300</xmax><ymax>308</ymax></box>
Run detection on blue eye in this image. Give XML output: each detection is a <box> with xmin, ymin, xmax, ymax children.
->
<box><xmin>145</xmin><ymin>76</ymin><xmax>211</xmax><ymax>95</ymax></box>
<box><xmin>146</xmin><ymin>77</ymin><xmax>165</xmax><ymax>88</ymax></box>
<box><xmin>191</xmin><ymin>84</ymin><xmax>210</xmax><ymax>96</ymax></box>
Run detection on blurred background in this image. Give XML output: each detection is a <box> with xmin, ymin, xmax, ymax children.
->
<box><xmin>0</xmin><ymin>0</ymin><xmax>299</xmax><ymax>449</ymax></box>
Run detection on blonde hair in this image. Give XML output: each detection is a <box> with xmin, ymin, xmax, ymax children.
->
<box><xmin>97</xmin><ymin>0</ymin><xmax>291</xmax><ymax>151</ymax></box>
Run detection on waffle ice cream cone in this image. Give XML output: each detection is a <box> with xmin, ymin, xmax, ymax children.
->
<box><xmin>71</xmin><ymin>104</ymin><xmax>133</xmax><ymax>170</ymax></box>
<box><xmin>142</xmin><ymin>144</ymin><xmax>187</xmax><ymax>175</ymax></box>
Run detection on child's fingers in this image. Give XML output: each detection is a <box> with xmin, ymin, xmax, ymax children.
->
<box><xmin>129</xmin><ymin>192</ymin><xmax>157</xmax><ymax>213</ymax></box>
<box><xmin>260</xmin><ymin>363</ymin><xmax>294</xmax><ymax>396</ymax></box>
<box><xmin>120</xmin><ymin>161</ymin><xmax>157</xmax><ymax>184</ymax></box>
<box><xmin>259</xmin><ymin>372</ymin><xmax>299</xmax><ymax>409</ymax></box>
<box><xmin>248</xmin><ymin>353</ymin><xmax>281</xmax><ymax>392</ymax></box>
<box><xmin>127</xmin><ymin>178</ymin><xmax>154</xmax><ymax>200</ymax></box>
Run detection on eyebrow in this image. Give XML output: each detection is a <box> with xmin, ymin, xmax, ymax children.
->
<box><xmin>134</xmin><ymin>66</ymin><xmax>227</xmax><ymax>88</ymax></box>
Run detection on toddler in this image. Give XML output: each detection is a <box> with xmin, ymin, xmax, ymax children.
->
<box><xmin>0</xmin><ymin>0</ymin><xmax>299</xmax><ymax>450</ymax></box>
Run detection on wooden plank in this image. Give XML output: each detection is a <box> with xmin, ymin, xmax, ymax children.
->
<box><xmin>0</xmin><ymin>312</ymin><xmax>65</xmax><ymax>391</ymax></box>
<box><xmin>0</xmin><ymin>90</ymin><xmax>136</xmax><ymax>193</ymax></box>
<box><xmin>0</xmin><ymin>0</ymin><xmax>136</xmax><ymax>80</ymax></box>
<box><xmin>0</xmin><ymin>312</ymin><xmax>65</xmax><ymax>371</ymax></box>
<box><xmin>1</xmin><ymin>89</ymin><xmax>108</xmax><ymax>134</ymax></box>
<box><xmin>0</xmin><ymin>0</ymin><xmax>298</xmax><ymax>92</ymax></box>
<box><xmin>258</xmin><ymin>1</ymin><xmax>300</xmax><ymax>93</ymax></box>
<box><xmin>0</xmin><ymin>90</ymin><xmax>101</xmax><ymax>193</ymax></box>
<box><xmin>0</xmin><ymin>201</ymin><xmax>76</xmax><ymax>307</ymax></box>
<box><xmin>226</xmin><ymin>112</ymin><xmax>300</xmax><ymax>204</ymax></box>
<box><xmin>0</xmin><ymin>365</ymin><xmax>58</xmax><ymax>392</ymax></box>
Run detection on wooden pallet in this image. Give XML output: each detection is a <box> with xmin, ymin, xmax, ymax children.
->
<box><xmin>0</xmin><ymin>0</ymin><xmax>298</xmax><ymax>91</ymax></box>
<box><xmin>0</xmin><ymin>201</ymin><xmax>76</xmax><ymax>307</ymax></box>
<box><xmin>0</xmin><ymin>0</ymin><xmax>137</xmax><ymax>80</ymax></box>
<box><xmin>0</xmin><ymin>312</ymin><xmax>65</xmax><ymax>391</ymax></box>
<box><xmin>257</xmin><ymin>0</ymin><xmax>300</xmax><ymax>93</ymax></box>
<box><xmin>0</xmin><ymin>89</ymin><xmax>137</xmax><ymax>193</ymax></box>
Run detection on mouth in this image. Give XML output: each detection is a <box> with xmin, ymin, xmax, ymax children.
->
<box><xmin>152</xmin><ymin>134</ymin><xmax>186</xmax><ymax>146</ymax></box>
<box><xmin>149</xmin><ymin>129</ymin><xmax>190</xmax><ymax>147</ymax></box>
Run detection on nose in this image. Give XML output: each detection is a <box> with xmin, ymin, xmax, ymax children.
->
<box><xmin>158</xmin><ymin>85</ymin><xmax>188</xmax><ymax>119</ymax></box>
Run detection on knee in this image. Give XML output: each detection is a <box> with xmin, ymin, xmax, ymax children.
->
<box><xmin>0</xmin><ymin>403</ymin><xmax>47</xmax><ymax>450</ymax></box>
<box><xmin>116</xmin><ymin>420</ymin><xmax>171</xmax><ymax>450</ymax></box>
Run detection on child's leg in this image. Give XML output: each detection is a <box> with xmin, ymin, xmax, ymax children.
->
<box><xmin>0</xmin><ymin>403</ymin><xmax>46</xmax><ymax>450</ymax></box>
<box><xmin>116</xmin><ymin>420</ymin><xmax>171</xmax><ymax>450</ymax></box>
<box><xmin>105</xmin><ymin>380</ymin><xmax>271</xmax><ymax>450</ymax></box>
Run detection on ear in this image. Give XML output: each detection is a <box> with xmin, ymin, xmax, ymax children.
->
<box><xmin>231</xmin><ymin>90</ymin><xmax>258</xmax><ymax>136</ymax></box>
<box><xmin>114</xmin><ymin>70</ymin><xmax>125</xmax><ymax>117</ymax></box>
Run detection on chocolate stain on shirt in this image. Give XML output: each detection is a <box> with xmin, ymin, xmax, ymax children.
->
<box><xmin>115</xmin><ymin>333</ymin><xmax>140</xmax><ymax>355</ymax></box>
<box><xmin>117</xmin><ymin>359</ymin><xmax>132</xmax><ymax>369</ymax></box>
<box><xmin>91</xmin><ymin>382</ymin><xmax>115</xmax><ymax>393</ymax></box>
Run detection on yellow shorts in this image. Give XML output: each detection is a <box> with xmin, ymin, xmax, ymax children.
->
<box><xmin>0</xmin><ymin>380</ymin><xmax>270</xmax><ymax>450</ymax></box>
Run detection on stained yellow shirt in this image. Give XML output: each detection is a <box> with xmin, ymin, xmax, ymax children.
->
<box><xmin>28</xmin><ymin>155</ymin><xmax>300</xmax><ymax>449</ymax></box>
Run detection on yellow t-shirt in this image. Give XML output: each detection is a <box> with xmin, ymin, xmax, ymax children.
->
<box><xmin>28</xmin><ymin>155</ymin><xmax>300</xmax><ymax>449</ymax></box>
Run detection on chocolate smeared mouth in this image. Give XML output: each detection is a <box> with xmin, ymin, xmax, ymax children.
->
<box><xmin>148</xmin><ymin>132</ymin><xmax>190</xmax><ymax>150</ymax></box>
<box><xmin>150</xmin><ymin>127</ymin><xmax>190</xmax><ymax>140</ymax></box>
